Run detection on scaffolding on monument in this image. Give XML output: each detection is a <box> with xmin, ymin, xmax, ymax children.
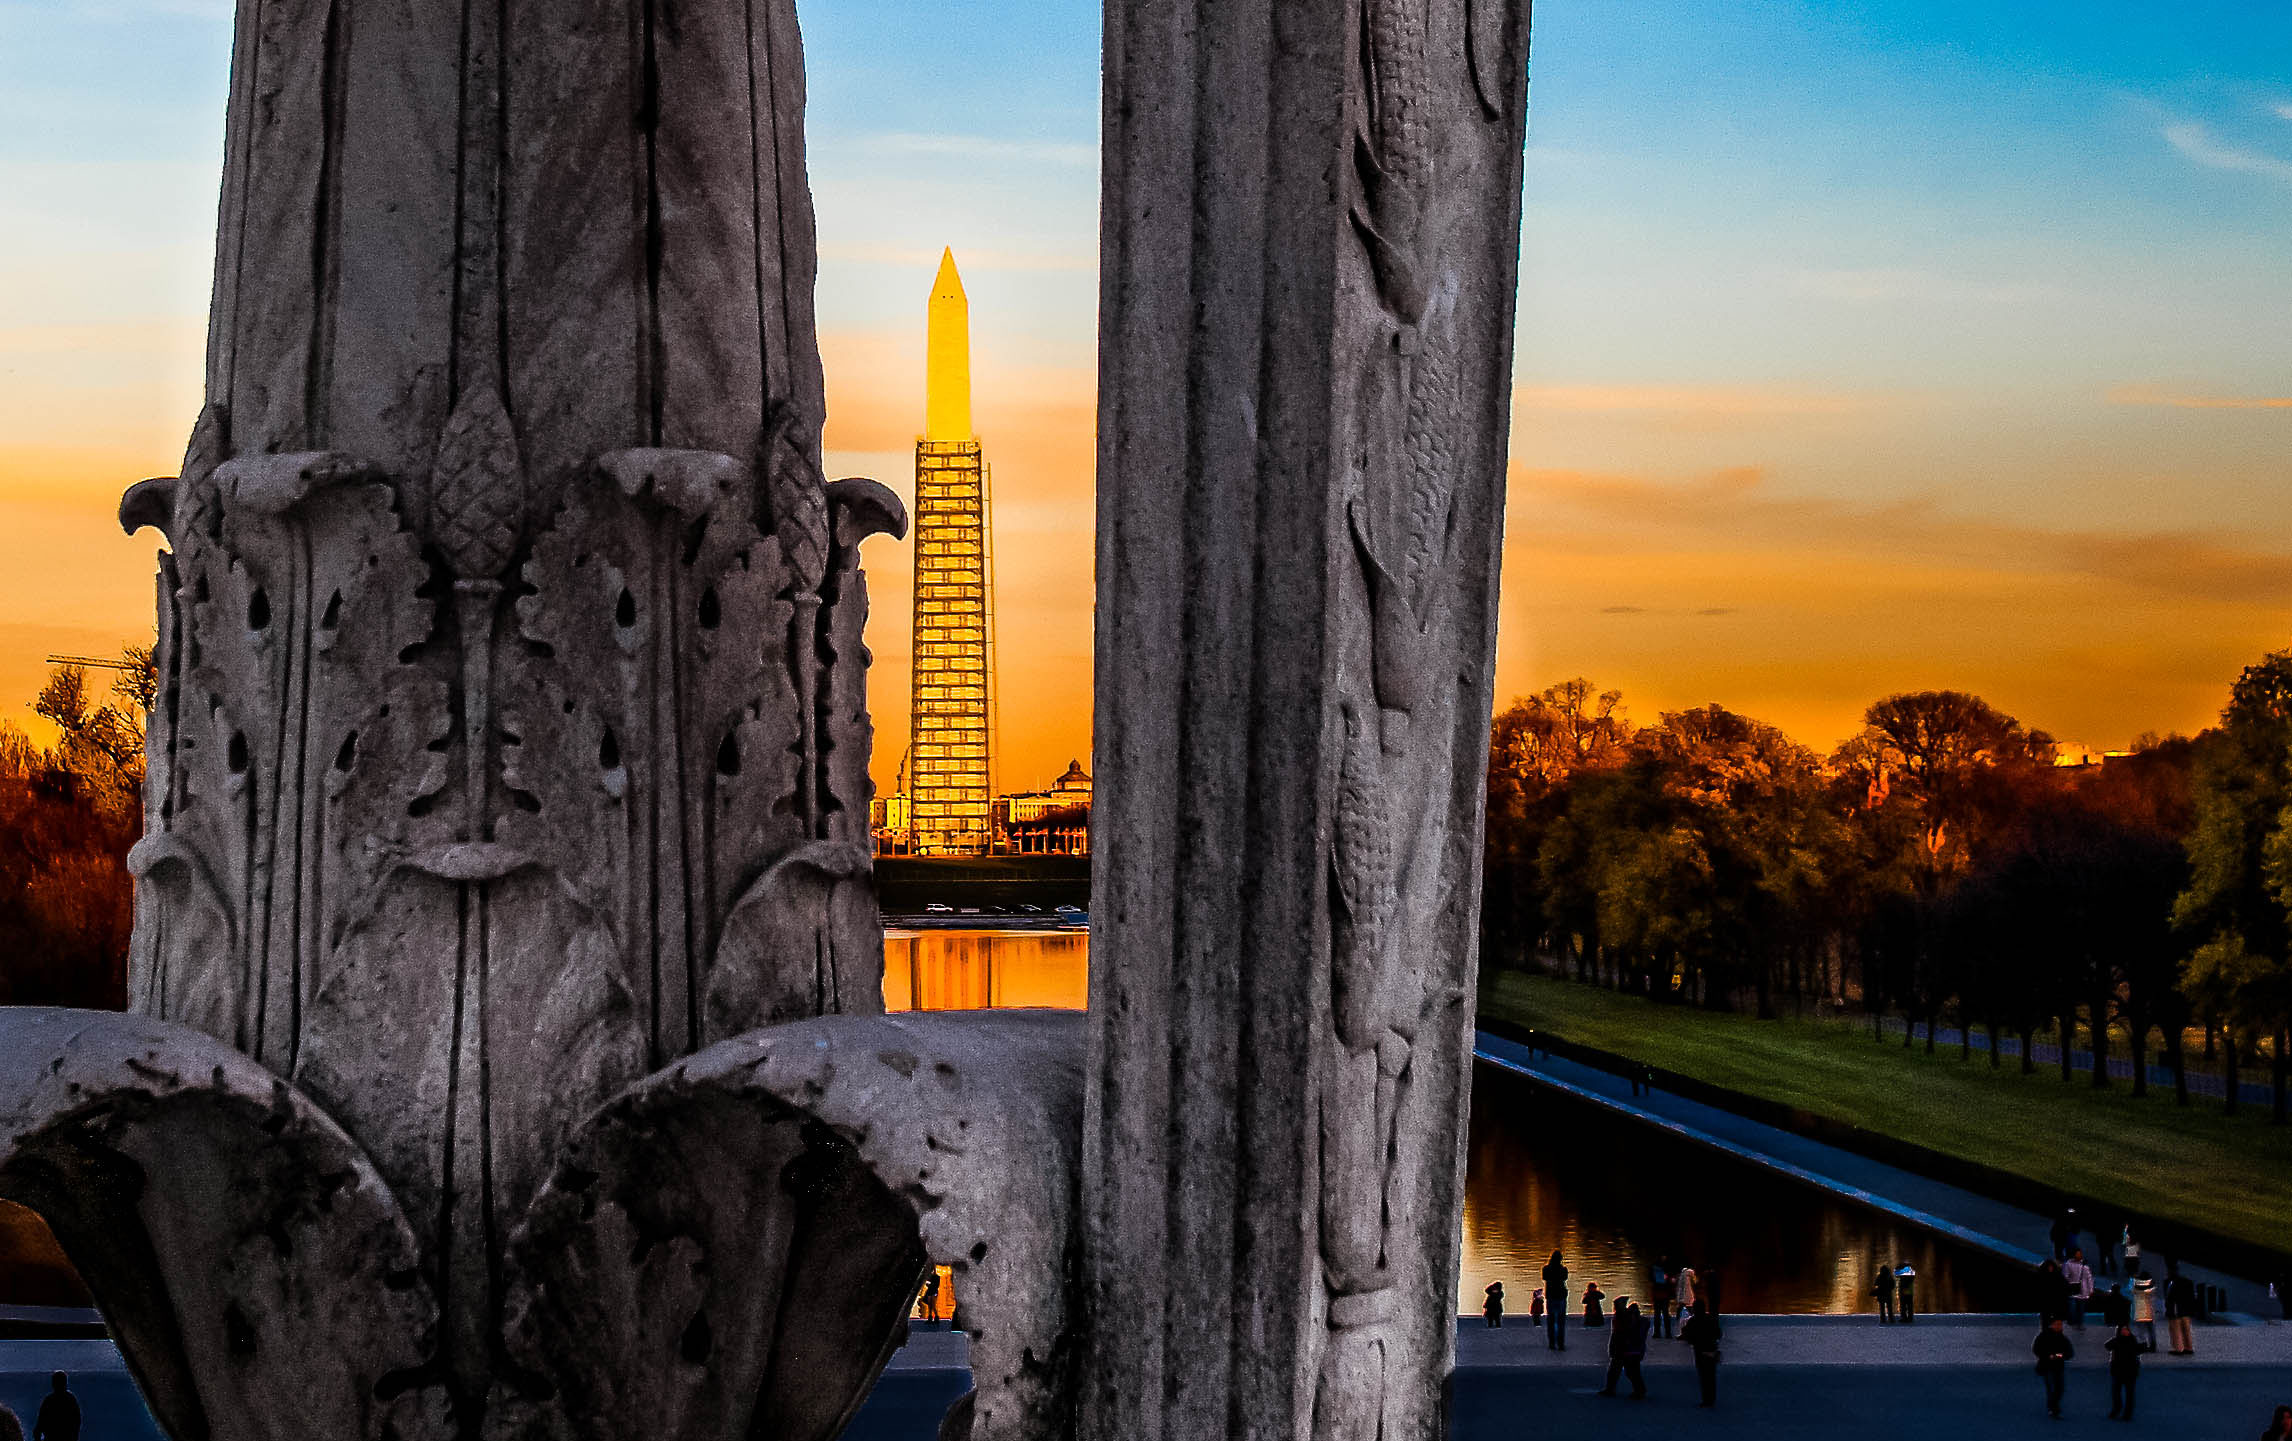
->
<box><xmin>909</xmin><ymin>439</ymin><xmax>994</xmax><ymax>854</ymax></box>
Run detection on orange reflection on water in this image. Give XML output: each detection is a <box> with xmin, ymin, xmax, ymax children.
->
<box><xmin>882</xmin><ymin>928</ymin><xmax>1090</xmax><ymax>1012</ymax></box>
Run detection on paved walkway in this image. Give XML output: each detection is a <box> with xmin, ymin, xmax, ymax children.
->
<box><xmin>1473</xmin><ymin>1030</ymin><xmax>2271</xmax><ymax>1313</ymax></box>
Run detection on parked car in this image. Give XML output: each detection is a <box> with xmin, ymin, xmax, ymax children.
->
<box><xmin>924</xmin><ymin>902</ymin><xmax>953</xmax><ymax>914</ymax></box>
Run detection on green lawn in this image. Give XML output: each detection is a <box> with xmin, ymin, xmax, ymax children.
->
<box><xmin>1479</xmin><ymin>969</ymin><xmax>2292</xmax><ymax>1260</ymax></box>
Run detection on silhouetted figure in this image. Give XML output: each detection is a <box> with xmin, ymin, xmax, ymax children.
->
<box><xmin>2031</xmin><ymin>1318</ymin><xmax>2073</xmax><ymax>1419</ymax></box>
<box><xmin>1541</xmin><ymin>1252</ymin><xmax>1569</xmax><ymax>1351</ymax></box>
<box><xmin>1582</xmin><ymin>1280</ymin><xmax>1606</xmax><ymax>1329</ymax></box>
<box><xmin>1529</xmin><ymin>1286</ymin><xmax>1546</xmax><ymax>1333</ymax></box>
<box><xmin>1681</xmin><ymin>1303</ymin><xmax>1723</xmax><ymax>1407</ymax></box>
<box><xmin>0</xmin><ymin>1403</ymin><xmax>23</xmax><ymax>1441</ymax></box>
<box><xmin>33</xmin><ymin>1374</ymin><xmax>78</xmax><ymax>1441</ymax></box>
<box><xmin>1895</xmin><ymin>1263</ymin><xmax>1917</xmax><ymax>1323</ymax></box>
<box><xmin>2036</xmin><ymin>1258</ymin><xmax>2066</xmax><ymax>1323</ymax></box>
<box><xmin>917</xmin><ymin>1269</ymin><xmax>942</xmax><ymax>1327</ymax></box>
<box><xmin>2164</xmin><ymin>1263</ymin><xmax>2197</xmax><ymax>1355</ymax></box>
<box><xmin>1873</xmin><ymin>1263</ymin><xmax>1896</xmax><ymax>1324</ymax></box>
<box><xmin>1600</xmin><ymin>1301</ymin><xmax>1648</xmax><ymax>1399</ymax></box>
<box><xmin>1482</xmin><ymin>1280</ymin><xmax>1505</xmax><ymax>1329</ymax></box>
<box><xmin>2104</xmin><ymin>1323</ymin><xmax>2142</xmax><ymax>1422</ymax></box>
<box><xmin>1650</xmin><ymin>1257</ymin><xmax>1677</xmax><ymax>1338</ymax></box>
<box><xmin>2261</xmin><ymin>1402</ymin><xmax>2292</xmax><ymax>1441</ymax></box>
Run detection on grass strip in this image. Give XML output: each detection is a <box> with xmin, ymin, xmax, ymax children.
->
<box><xmin>1478</xmin><ymin>969</ymin><xmax>2292</xmax><ymax>1259</ymax></box>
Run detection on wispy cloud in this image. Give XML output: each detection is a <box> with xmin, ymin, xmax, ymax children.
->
<box><xmin>1514</xmin><ymin>464</ymin><xmax>2292</xmax><ymax>607</ymax></box>
<box><xmin>2108</xmin><ymin>383</ymin><xmax>2292</xmax><ymax>411</ymax></box>
<box><xmin>2273</xmin><ymin>102</ymin><xmax>2292</xmax><ymax>123</ymax></box>
<box><xmin>2163</xmin><ymin>121</ymin><xmax>2292</xmax><ymax>184</ymax></box>
<box><xmin>1514</xmin><ymin>384</ymin><xmax>1890</xmax><ymax>417</ymax></box>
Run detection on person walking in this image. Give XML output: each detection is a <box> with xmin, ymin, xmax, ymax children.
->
<box><xmin>1895</xmin><ymin>1262</ymin><xmax>1918</xmax><ymax>1324</ymax></box>
<box><xmin>1600</xmin><ymin>1301</ymin><xmax>1649</xmax><ymax>1399</ymax></box>
<box><xmin>1873</xmin><ymin>1263</ymin><xmax>1897</xmax><ymax>1324</ymax></box>
<box><xmin>31</xmin><ymin>1375</ymin><xmax>77</xmax><ymax>1441</ymax></box>
<box><xmin>2064</xmin><ymin>1249</ymin><xmax>2095</xmax><ymax>1328</ymax></box>
<box><xmin>1542</xmin><ymin>1251</ymin><xmax>1570</xmax><ymax>1352</ymax></box>
<box><xmin>1482</xmin><ymin>1280</ymin><xmax>1505</xmax><ymax>1329</ymax></box>
<box><xmin>1650</xmin><ymin>1258</ymin><xmax>1677</xmax><ymax>1338</ymax></box>
<box><xmin>1682</xmin><ymin>1302</ymin><xmax>1723</xmax><ymax>1407</ymax></box>
<box><xmin>2031</xmin><ymin>1317</ymin><xmax>2074</xmax><ymax>1420</ymax></box>
<box><xmin>2104</xmin><ymin>1322</ymin><xmax>2143</xmax><ymax>1422</ymax></box>
<box><xmin>2130</xmin><ymin>1270</ymin><xmax>2159</xmax><ymax>1352</ymax></box>
<box><xmin>2164</xmin><ymin>1263</ymin><xmax>2197</xmax><ymax>1355</ymax></box>
<box><xmin>1582</xmin><ymin>1280</ymin><xmax>1607</xmax><ymax>1330</ymax></box>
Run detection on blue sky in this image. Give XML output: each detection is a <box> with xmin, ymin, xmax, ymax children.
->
<box><xmin>2</xmin><ymin>0</ymin><xmax>2288</xmax><ymax>779</ymax></box>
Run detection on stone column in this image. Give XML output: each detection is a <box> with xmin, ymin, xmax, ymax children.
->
<box><xmin>88</xmin><ymin>0</ymin><xmax>905</xmax><ymax>1431</ymax></box>
<box><xmin>1084</xmin><ymin>0</ymin><xmax>1532</xmax><ymax>1435</ymax></box>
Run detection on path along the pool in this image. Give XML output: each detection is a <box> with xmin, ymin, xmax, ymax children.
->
<box><xmin>1472</xmin><ymin>1030</ymin><xmax>2271</xmax><ymax>1315</ymax></box>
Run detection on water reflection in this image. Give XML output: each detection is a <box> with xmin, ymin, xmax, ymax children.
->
<box><xmin>883</xmin><ymin>928</ymin><xmax>1089</xmax><ymax>1012</ymax></box>
<box><xmin>882</xmin><ymin>928</ymin><xmax>2032</xmax><ymax>1316</ymax></box>
<box><xmin>0</xmin><ymin>931</ymin><xmax>2032</xmax><ymax>1318</ymax></box>
<box><xmin>1461</xmin><ymin>1068</ymin><xmax>2028</xmax><ymax>1315</ymax></box>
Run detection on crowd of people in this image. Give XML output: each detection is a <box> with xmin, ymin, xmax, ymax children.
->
<box><xmin>1481</xmin><ymin>1251</ymin><xmax>1726</xmax><ymax>1407</ymax></box>
<box><xmin>1479</xmin><ymin>1224</ymin><xmax>2290</xmax><ymax>1431</ymax></box>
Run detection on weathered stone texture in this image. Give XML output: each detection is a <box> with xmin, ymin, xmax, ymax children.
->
<box><xmin>1084</xmin><ymin>0</ymin><xmax>1533</xmax><ymax>1436</ymax></box>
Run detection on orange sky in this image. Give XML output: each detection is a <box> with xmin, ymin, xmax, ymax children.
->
<box><xmin>6</xmin><ymin>3</ymin><xmax>2291</xmax><ymax>797</ymax></box>
<box><xmin>7</xmin><ymin>294</ymin><xmax>2292</xmax><ymax>794</ymax></box>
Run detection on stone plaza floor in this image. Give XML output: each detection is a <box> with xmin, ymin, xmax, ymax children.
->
<box><xmin>6</xmin><ymin>1317</ymin><xmax>2287</xmax><ymax>1439</ymax></box>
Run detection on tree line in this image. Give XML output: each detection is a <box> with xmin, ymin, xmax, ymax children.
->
<box><xmin>0</xmin><ymin>652</ymin><xmax>149</xmax><ymax>1008</ymax></box>
<box><xmin>1480</xmin><ymin>658</ymin><xmax>2292</xmax><ymax>1123</ymax></box>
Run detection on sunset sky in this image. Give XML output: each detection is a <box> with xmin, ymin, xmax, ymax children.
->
<box><xmin>3</xmin><ymin>0</ymin><xmax>2288</xmax><ymax>793</ymax></box>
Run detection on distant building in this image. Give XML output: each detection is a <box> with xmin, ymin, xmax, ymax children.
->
<box><xmin>908</xmin><ymin>249</ymin><xmax>996</xmax><ymax>856</ymax></box>
<box><xmin>870</xmin><ymin>791</ymin><xmax>913</xmax><ymax>855</ymax></box>
<box><xmin>990</xmin><ymin>760</ymin><xmax>1092</xmax><ymax>856</ymax></box>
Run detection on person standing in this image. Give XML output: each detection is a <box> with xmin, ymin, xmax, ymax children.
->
<box><xmin>1582</xmin><ymin>1280</ymin><xmax>1607</xmax><ymax>1329</ymax></box>
<box><xmin>1896</xmin><ymin>1263</ymin><xmax>1918</xmax><ymax>1324</ymax></box>
<box><xmin>2164</xmin><ymin>1263</ymin><xmax>2197</xmax><ymax>1355</ymax></box>
<box><xmin>1873</xmin><ymin>1263</ymin><xmax>1897</xmax><ymax>1324</ymax></box>
<box><xmin>1675</xmin><ymin>1262</ymin><xmax>1700</xmax><ymax>1332</ymax></box>
<box><xmin>2064</xmin><ymin>1249</ymin><xmax>2095</xmax><ymax>1328</ymax></box>
<box><xmin>1651</xmin><ymin>1258</ymin><xmax>1677</xmax><ymax>1338</ymax></box>
<box><xmin>2261</xmin><ymin>1403</ymin><xmax>2292</xmax><ymax>1440</ymax></box>
<box><xmin>1682</xmin><ymin>1302</ymin><xmax>1723</xmax><ymax>1407</ymax></box>
<box><xmin>2037</xmin><ymin>1258</ymin><xmax>2066</xmax><ymax>1323</ymax></box>
<box><xmin>1542</xmin><ymin>1251</ymin><xmax>1570</xmax><ymax>1352</ymax></box>
<box><xmin>31</xmin><ymin>1375</ymin><xmax>77</xmax><ymax>1441</ymax></box>
<box><xmin>2130</xmin><ymin>1270</ymin><xmax>2159</xmax><ymax>1352</ymax></box>
<box><xmin>1601</xmin><ymin>1301</ymin><xmax>1649</xmax><ymax>1399</ymax></box>
<box><xmin>2120</xmin><ymin>1223</ymin><xmax>2140</xmax><ymax>1278</ymax></box>
<box><xmin>2103</xmin><ymin>1322</ymin><xmax>2143</xmax><ymax>1421</ymax></box>
<box><xmin>1483</xmin><ymin>1280</ymin><xmax>1505</xmax><ymax>1329</ymax></box>
<box><xmin>2031</xmin><ymin>1317</ymin><xmax>2074</xmax><ymax>1419</ymax></box>
<box><xmin>1529</xmin><ymin>1286</ymin><xmax>1546</xmax><ymax>1334</ymax></box>
<box><xmin>0</xmin><ymin>1404</ymin><xmax>22</xmax><ymax>1441</ymax></box>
